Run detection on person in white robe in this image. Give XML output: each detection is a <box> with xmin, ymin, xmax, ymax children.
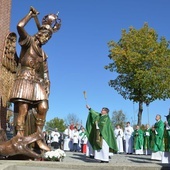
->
<box><xmin>63</xmin><ymin>125</ymin><xmax>71</xmax><ymax>151</ymax></box>
<box><xmin>124</xmin><ymin>122</ymin><xmax>134</xmax><ymax>154</ymax></box>
<box><xmin>69</xmin><ymin>128</ymin><xmax>74</xmax><ymax>151</ymax></box>
<box><xmin>47</xmin><ymin>131</ymin><xmax>52</xmax><ymax>147</ymax></box>
<box><xmin>79</xmin><ymin>127</ymin><xmax>87</xmax><ymax>152</ymax></box>
<box><xmin>51</xmin><ymin>128</ymin><xmax>60</xmax><ymax>149</ymax></box>
<box><xmin>72</xmin><ymin>126</ymin><xmax>79</xmax><ymax>152</ymax></box>
<box><xmin>114</xmin><ymin>125</ymin><xmax>124</xmax><ymax>153</ymax></box>
<box><xmin>78</xmin><ymin>126</ymin><xmax>83</xmax><ymax>151</ymax></box>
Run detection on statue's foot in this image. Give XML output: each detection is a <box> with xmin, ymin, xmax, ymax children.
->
<box><xmin>36</xmin><ymin>140</ymin><xmax>50</xmax><ymax>151</ymax></box>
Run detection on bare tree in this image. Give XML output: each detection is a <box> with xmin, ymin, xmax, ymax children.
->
<box><xmin>112</xmin><ymin>110</ymin><xmax>127</xmax><ymax>129</ymax></box>
<box><xmin>64</xmin><ymin>113</ymin><xmax>80</xmax><ymax>127</ymax></box>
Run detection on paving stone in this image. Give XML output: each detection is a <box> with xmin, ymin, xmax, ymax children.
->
<box><xmin>0</xmin><ymin>152</ymin><xmax>170</xmax><ymax>170</ymax></box>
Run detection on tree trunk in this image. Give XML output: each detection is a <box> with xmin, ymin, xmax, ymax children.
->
<box><xmin>137</xmin><ymin>101</ymin><xmax>143</xmax><ymax>126</ymax></box>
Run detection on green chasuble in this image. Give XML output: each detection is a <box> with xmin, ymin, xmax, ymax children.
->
<box><xmin>133</xmin><ymin>129</ymin><xmax>143</xmax><ymax>150</ymax></box>
<box><xmin>164</xmin><ymin>126</ymin><xmax>168</xmax><ymax>152</ymax></box>
<box><xmin>86</xmin><ymin>108</ymin><xmax>118</xmax><ymax>152</ymax></box>
<box><xmin>79</xmin><ymin>131</ymin><xmax>87</xmax><ymax>141</ymax></box>
<box><xmin>143</xmin><ymin>128</ymin><xmax>151</xmax><ymax>150</ymax></box>
<box><xmin>150</xmin><ymin>120</ymin><xmax>164</xmax><ymax>152</ymax></box>
<box><xmin>164</xmin><ymin>118</ymin><xmax>170</xmax><ymax>152</ymax></box>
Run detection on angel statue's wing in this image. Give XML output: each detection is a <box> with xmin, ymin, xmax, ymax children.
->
<box><xmin>1</xmin><ymin>32</ymin><xmax>19</xmax><ymax>107</ymax></box>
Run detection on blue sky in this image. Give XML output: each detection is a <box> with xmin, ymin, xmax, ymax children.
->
<box><xmin>10</xmin><ymin>0</ymin><xmax>170</xmax><ymax>127</ymax></box>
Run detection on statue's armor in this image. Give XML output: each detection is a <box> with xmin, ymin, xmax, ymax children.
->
<box><xmin>10</xmin><ymin>35</ymin><xmax>49</xmax><ymax>104</ymax></box>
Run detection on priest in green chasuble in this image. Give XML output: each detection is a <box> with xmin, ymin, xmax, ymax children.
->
<box><xmin>151</xmin><ymin>114</ymin><xmax>164</xmax><ymax>161</ymax></box>
<box><xmin>162</xmin><ymin>110</ymin><xmax>170</xmax><ymax>163</ymax></box>
<box><xmin>85</xmin><ymin>105</ymin><xmax>118</xmax><ymax>163</ymax></box>
<box><xmin>133</xmin><ymin>125</ymin><xmax>144</xmax><ymax>155</ymax></box>
<box><xmin>143</xmin><ymin>124</ymin><xmax>151</xmax><ymax>155</ymax></box>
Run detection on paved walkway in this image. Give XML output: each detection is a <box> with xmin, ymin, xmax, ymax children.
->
<box><xmin>0</xmin><ymin>152</ymin><xmax>170</xmax><ymax>170</ymax></box>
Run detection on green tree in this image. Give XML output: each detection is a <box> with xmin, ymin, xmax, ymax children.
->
<box><xmin>105</xmin><ymin>23</ymin><xmax>170</xmax><ymax>125</ymax></box>
<box><xmin>112</xmin><ymin>110</ymin><xmax>127</xmax><ymax>129</ymax></box>
<box><xmin>45</xmin><ymin>117</ymin><xmax>66</xmax><ymax>132</ymax></box>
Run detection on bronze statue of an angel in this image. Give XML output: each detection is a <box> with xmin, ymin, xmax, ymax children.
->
<box><xmin>1</xmin><ymin>6</ymin><xmax>61</xmax><ymax>159</ymax></box>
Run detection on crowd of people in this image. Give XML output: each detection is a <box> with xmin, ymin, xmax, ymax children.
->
<box><xmin>115</xmin><ymin>114</ymin><xmax>168</xmax><ymax>164</ymax></box>
<box><xmin>43</xmin><ymin>106</ymin><xmax>170</xmax><ymax>164</ymax></box>
<box><xmin>62</xmin><ymin>125</ymin><xmax>87</xmax><ymax>152</ymax></box>
<box><xmin>43</xmin><ymin>124</ymin><xmax>87</xmax><ymax>153</ymax></box>
<box><xmin>84</xmin><ymin>106</ymin><xmax>170</xmax><ymax>164</ymax></box>
<box><xmin>85</xmin><ymin>109</ymin><xmax>170</xmax><ymax>163</ymax></box>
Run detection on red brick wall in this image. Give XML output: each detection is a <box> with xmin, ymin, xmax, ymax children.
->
<box><xmin>0</xmin><ymin>0</ymin><xmax>12</xmax><ymax>130</ymax></box>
